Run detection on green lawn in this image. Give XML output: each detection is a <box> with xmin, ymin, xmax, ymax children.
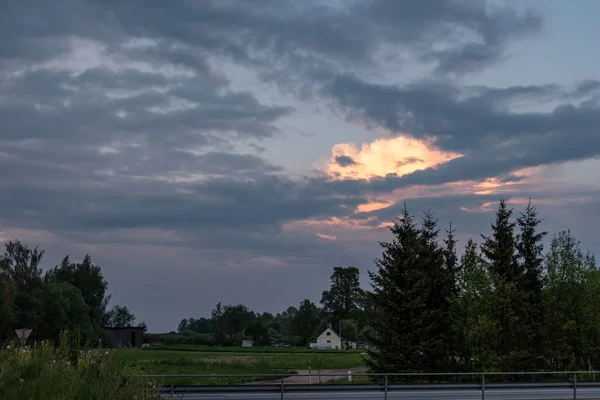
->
<box><xmin>114</xmin><ymin>347</ymin><xmax>367</xmax><ymax>385</ymax></box>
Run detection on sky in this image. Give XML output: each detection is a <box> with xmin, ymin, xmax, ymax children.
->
<box><xmin>2</xmin><ymin>0</ymin><xmax>600</xmax><ymax>332</ymax></box>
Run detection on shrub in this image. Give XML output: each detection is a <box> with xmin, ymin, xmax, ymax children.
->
<box><xmin>0</xmin><ymin>331</ymin><xmax>163</xmax><ymax>400</ymax></box>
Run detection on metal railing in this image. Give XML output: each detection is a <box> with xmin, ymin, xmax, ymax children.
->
<box><xmin>141</xmin><ymin>370</ymin><xmax>600</xmax><ymax>399</ymax></box>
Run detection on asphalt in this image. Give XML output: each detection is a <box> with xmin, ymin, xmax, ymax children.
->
<box><xmin>162</xmin><ymin>386</ymin><xmax>600</xmax><ymax>400</ymax></box>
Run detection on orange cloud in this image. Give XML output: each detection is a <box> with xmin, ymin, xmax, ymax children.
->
<box><xmin>316</xmin><ymin>233</ymin><xmax>337</xmax><ymax>241</ymax></box>
<box><xmin>356</xmin><ymin>201</ymin><xmax>393</xmax><ymax>213</ymax></box>
<box><xmin>323</xmin><ymin>135</ymin><xmax>462</xmax><ymax>181</ymax></box>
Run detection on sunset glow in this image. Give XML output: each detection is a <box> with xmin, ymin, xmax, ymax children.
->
<box><xmin>324</xmin><ymin>136</ymin><xmax>463</xmax><ymax>181</ymax></box>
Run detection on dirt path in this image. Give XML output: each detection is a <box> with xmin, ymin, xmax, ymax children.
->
<box><xmin>252</xmin><ymin>366</ymin><xmax>368</xmax><ymax>385</ymax></box>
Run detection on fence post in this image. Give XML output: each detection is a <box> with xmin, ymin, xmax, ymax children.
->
<box><xmin>280</xmin><ymin>376</ymin><xmax>284</xmax><ymax>400</ymax></box>
<box><xmin>481</xmin><ymin>374</ymin><xmax>485</xmax><ymax>400</ymax></box>
<box><xmin>384</xmin><ymin>375</ymin><xmax>388</xmax><ymax>400</ymax></box>
<box><xmin>348</xmin><ymin>370</ymin><xmax>352</xmax><ymax>383</ymax></box>
<box><xmin>573</xmin><ymin>373</ymin><xmax>577</xmax><ymax>400</ymax></box>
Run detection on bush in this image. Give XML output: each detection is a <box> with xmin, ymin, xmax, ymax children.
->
<box><xmin>0</xmin><ymin>331</ymin><xmax>163</xmax><ymax>400</ymax></box>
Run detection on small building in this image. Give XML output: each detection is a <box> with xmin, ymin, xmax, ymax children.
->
<box><xmin>242</xmin><ymin>339</ymin><xmax>253</xmax><ymax>347</ymax></box>
<box><xmin>103</xmin><ymin>326</ymin><xmax>145</xmax><ymax>348</ymax></box>
<box><xmin>310</xmin><ymin>324</ymin><xmax>358</xmax><ymax>350</ymax></box>
<box><xmin>313</xmin><ymin>324</ymin><xmax>342</xmax><ymax>349</ymax></box>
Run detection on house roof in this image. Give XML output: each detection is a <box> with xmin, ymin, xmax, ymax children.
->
<box><xmin>319</xmin><ymin>326</ymin><xmax>359</xmax><ymax>341</ymax></box>
<box><xmin>320</xmin><ymin>327</ymin><xmax>341</xmax><ymax>339</ymax></box>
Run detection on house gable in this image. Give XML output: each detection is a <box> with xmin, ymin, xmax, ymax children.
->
<box><xmin>317</xmin><ymin>327</ymin><xmax>341</xmax><ymax>342</ymax></box>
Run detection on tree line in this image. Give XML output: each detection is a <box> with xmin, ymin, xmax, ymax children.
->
<box><xmin>173</xmin><ymin>266</ymin><xmax>366</xmax><ymax>348</ymax></box>
<box><xmin>175</xmin><ymin>199</ymin><xmax>600</xmax><ymax>373</ymax></box>
<box><xmin>0</xmin><ymin>240</ymin><xmax>144</xmax><ymax>345</ymax></box>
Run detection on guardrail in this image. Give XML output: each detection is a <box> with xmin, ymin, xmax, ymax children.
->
<box><xmin>142</xmin><ymin>370</ymin><xmax>600</xmax><ymax>399</ymax></box>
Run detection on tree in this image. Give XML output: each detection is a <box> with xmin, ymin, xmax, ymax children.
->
<box><xmin>365</xmin><ymin>205</ymin><xmax>453</xmax><ymax>374</ymax></box>
<box><xmin>45</xmin><ymin>254</ymin><xmax>109</xmax><ymax>327</ymax></box>
<box><xmin>245</xmin><ymin>322</ymin><xmax>269</xmax><ymax>346</ymax></box>
<box><xmin>1</xmin><ymin>240</ymin><xmax>45</xmax><ymax>330</ymax></box>
<box><xmin>214</xmin><ymin>304</ymin><xmax>256</xmax><ymax>343</ymax></box>
<box><xmin>452</xmin><ymin>239</ymin><xmax>494</xmax><ymax>370</ymax></box>
<box><xmin>515</xmin><ymin>199</ymin><xmax>546</xmax><ymax>367</ymax></box>
<box><xmin>39</xmin><ymin>282</ymin><xmax>91</xmax><ymax>344</ymax></box>
<box><xmin>104</xmin><ymin>305</ymin><xmax>136</xmax><ymax>328</ymax></box>
<box><xmin>0</xmin><ymin>269</ymin><xmax>15</xmax><ymax>337</ymax></box>
<box><xmin>542</xmin><ymin>230</ymin><xmax>597</xmax><ymax>370</ymax></box>
<box><xmin>293</xmin><ymin>299</ymin><xmax>321</xmax><ymax>345</ymax></box>
<box><xmin>187</xmin><ymin>317</ymin><xmax>214</xmax><ymax>334</ymax></box>
<box><xmin>177</xmin><ymin>318</ymin><xmax>189</xmax><ymax>333</ymax></box>
<box><xmin>481</xmin><ymin>200</ymin><xmax>519</xmax><ymax>284</ymax></box>
<box><xmin>321</xmin><ymin>266</ymin><xmax>364</xmax><ymax>327</ymax></box>
<box><xmin>443</xmin><ymin>222</ymin><xmax>461</xmax><ymax>367</ymax></box>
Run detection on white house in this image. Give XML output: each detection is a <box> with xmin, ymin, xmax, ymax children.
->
<box><xmin>310</xmin><ymin>323</ymin><xmax>360</xmax><ymax>350</ymax></box>
<box><xmin>313</xmin><ymin>324</ymin><xmax>341</xmax><ymax>349</ymax></box>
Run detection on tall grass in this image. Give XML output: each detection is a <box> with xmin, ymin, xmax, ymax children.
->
<box><xmin>0</xmin><ymin>331</ymin><xmax>163</xmax><ymax>400</ymax></box>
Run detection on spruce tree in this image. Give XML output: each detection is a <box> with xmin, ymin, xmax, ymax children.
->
<box><xmin>480</xmin><ymin>199</ymin><xmax>523</xmax><ymax>369</ymax></box>
<box><xmin>516</xmin><ymin>199</ymin><xmax>546</xmax><ymax>367</ymax></box>
<box><xmin>443</xmin><ymin>223</ymin><xmax>460</xmax><ymax>368</ymax></box>
<box><xmin>366</xmin><ymin>205</ymin><xmax>453</xmax><ymax>375</ymax></box>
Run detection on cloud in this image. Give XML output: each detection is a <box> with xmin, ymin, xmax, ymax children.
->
<box><xmin>324</xmin><ymin>136</ymin><xmax>462</xmax><ymax>181</ymax></box>
<box><xmin>334</xmin><ymin>155</ymin><xmax>358</xmax><ymax>168</ymax></box>
<box><xmin>2</xmin><ymin>0</ymin><xmax>600</xmax><ymax>332</ymax></box>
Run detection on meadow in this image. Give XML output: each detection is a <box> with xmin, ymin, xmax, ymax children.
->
<box><xmin>114</xmin><ymin>345</ymin><xmax>367</xmax><ymax>385</ymax></box>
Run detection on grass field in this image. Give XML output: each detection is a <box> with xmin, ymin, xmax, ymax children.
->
<box><xmin>114</xmin><ymin>345</ymin><xmax>367</xmax><ymax>385</ymax></box>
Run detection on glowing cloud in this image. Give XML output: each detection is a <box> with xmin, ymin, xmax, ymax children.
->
<box><xmin>324</xmin><ymin>136</ymin><xmax>462</xmax><ymax>181</ymax></box>
<box><xmin>356</xmin><ymin>201</ymin><xmax>393</xmax><ymax>213</ymax></box>
<box><xmin>316</xmin><ymin>233</ymin><xmax>337</xmax><ymax>241</ymax></box>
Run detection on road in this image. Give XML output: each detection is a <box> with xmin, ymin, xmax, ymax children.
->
<box><xmin>162</xmin><ymin>386</ymin><xmax>600</xmax><ymax>400</ymax></box>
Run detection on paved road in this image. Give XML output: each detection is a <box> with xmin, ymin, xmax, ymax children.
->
<box><xmin>252</xmin><ymin>367</ymin><xmax>369</xmax><ymax>385</ymax></box>
<box><xmin>162</xmin><ymin>386</ymin><xmax>600</xmax><ymax>400</ymax></box>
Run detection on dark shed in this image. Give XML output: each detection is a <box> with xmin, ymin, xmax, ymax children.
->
<box><xmin>103</xmin><ymin>326</ymin><xmax>145</xmax><ymax>348</ymax></box>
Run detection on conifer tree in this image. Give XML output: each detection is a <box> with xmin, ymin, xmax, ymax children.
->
<box><xmin>480</xmin><ymin>199</ymin><xmax>525</xmax><ymax>369</ymax></box>
<box><xmin>443</xmin><ymin>222</ymin><xmax>461</xmax><ymax>367</ymax></box>
<box><xmin>516</xmin><ymin>199</ymin><xmax>546</xmax><ymax>367</ymax></box>
<box><xmin>366</xmin><ymin>205</ymin><xmax>453</xmax><ymax>374</ymax></box>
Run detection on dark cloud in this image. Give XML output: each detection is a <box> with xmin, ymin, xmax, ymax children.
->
<box><xmin>334</xmin><ymin>155</ymin><xmax>358</xmax><ymax>167</ymax></box>
<box><xmin>396</xmin><ymin>157</ymin><xmax>425</xmax><ymax>167</ymax></box>
<box><xmin>2</xmin><ymin>0</ymin><xmax>599</xmax><ymax>331</ymax></box>
<box><xmin>322</xmin><ymin>74</ymin><xmax>600</xmax><ymax>186</ymax></box>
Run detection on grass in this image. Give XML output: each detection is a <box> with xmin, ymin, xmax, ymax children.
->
<box><xmin>146</xmin><ymin>344</ymin><xmax>363</xmax><ymax>354</ymax></box>
<box><xmin>114</xmin><ymin>346</ymin><xmax>367</xmax><ymax>385</ymax></box>
<box><xmin>0</xmin><ymin>333</ymin><xmax>163</xmax><ymax>400</ymax></box>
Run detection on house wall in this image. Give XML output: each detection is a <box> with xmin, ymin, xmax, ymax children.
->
<box><xmin>316</xmin><ymin>328</ymin><xmax>341</xmax><ymax>349</ymax></box>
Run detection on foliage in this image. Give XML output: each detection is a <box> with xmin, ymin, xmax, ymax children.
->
<box><xmin>0</xmin><ymin>332</ymin><xmax>161</xmax><ymax>400</ymax></box>
<box><xmin>364</xmin><ymin>199</ymin><xmax>600</xmax><ymax>375</ymax></box>
<box><xmin>45</xmin><ymin>255</ymin><xmax>109</xmax><ymax>328</ymax></box>
<box><xmin>104</xmin><ymin>305</ymin><xmax>137</xmax><ymax>328</ymax></box>
<box><xmin>0</xmin><ymin>239</ymin><xmax>141</xmax><ymax>347</ymax></box>
<box><xmin>320</xmin><ymin>266</ymin><xmax>364</xmax><ymax>326</ymax></box>
<box><xmin>365</xmin><ymin>206</ymin><xmax>455</xmax><ymax>375</ymax></box>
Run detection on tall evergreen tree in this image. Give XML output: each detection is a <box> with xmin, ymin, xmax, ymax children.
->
<box><xmin>443</xmin><ymin>222</ymin><xmax>461</xmax><ymax>367</ymax></box>
<box><xmin>481</xmin><ymin>199</ymin><xmax>519</xmax><ymax>284</ymax></box>
<box><xmin>366</xmin><ymin>205</ymin><xmax>452</xmax><ymax>375</ymax></box>
<box><xmin>480</xmin><ymin>200</ymin><xmax>525</xmax><ymax>369</ymax></box>
<box><xmin>516</xmin><ymin>199</ymin><xmax>546</xmax><ymax>367</ymax></box>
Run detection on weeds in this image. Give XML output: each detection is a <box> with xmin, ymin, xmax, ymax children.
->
<box><xmin>0</xmin><ymin>331</ymin><xmax>162</xmax><ymax>400</ymax></box>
